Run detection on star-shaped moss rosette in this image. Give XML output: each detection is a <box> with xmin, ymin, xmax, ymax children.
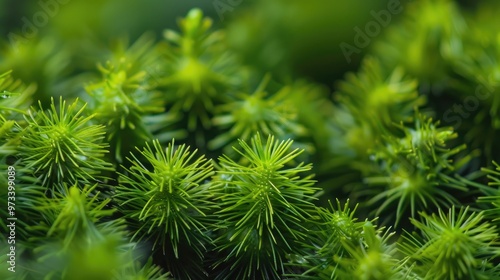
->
<box><xmin>157</xmin><ymin>8</ymin><xmax>243</xmax><ymax>132</ymax></box>
<box><xmin>335</xmin><ymin>57</ymin><xmax>424</xmax><ymax>133</ymax></box>
<box><xmin>364</xmin><ymin>113</ymin><xmax>473</xmax><ymax>225</ymax></box>
<box><xmin>400</xmin><ymin>206</ymin><xmax>500</xmax><ymax>279</ymax></box>
<box><xmin>18</xmin><ymin>97</ymin><xmax>113</xmax><ymax>192</ymax></box>
<box><xmin>85</xmin><ymin>59</ymin><xmax>172</xmax><ymax>163</ymax></box>
<box><xmin>210</xmin><ymin>134</ymin><xmax>318</xmax><ymax>279</ymax></box>
<box><xmin>115</xmin><ymin>139</ymin><xmax>215</xmax><ymax>279</ymax></box>
<box><xmin>209</xmin><ymin>74</ymin><xmax>309</xmax><ymax>154</ymax></box>
<box><xmin>327</xmin><ymin>57</ymin><xmax>424</xmax><ymax>164</ymax></box>
<box><xmin>289</xmin><ymin>199</ymin><xmax>367</xmax><ymax>279</ymax></box>
<box><xmin>318</xmin><ymin>58</ymin><xmax>424</xmax><ymax>194</ymax></box>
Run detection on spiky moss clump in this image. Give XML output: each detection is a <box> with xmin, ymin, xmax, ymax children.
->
<box><xmin>0</xmin><ymin>73</ymin><xmax>46</xmax><ymax>241</ymax></box>
<box><xmin>23</xmin><ymin>184</ymin><xmax>168</xmax><ymax>280</ymax></box>
<box><xmin>18</xmin><ymin>97</ymin><xmax>113</xmax><ymax>193</ymax></box>
<box><xmin>319</xmin><ymin>57</ymin><xmax>424</xmax><ymax>197</ymax></box>
<box><xmin>209</xmin><ymin>74</ymin><xmax>309</xmax><ymax>154</ymax></box>
<box><xmin>289</xmin><ymin>200</ymin><xmax>366</xmax><ymax>279</ymax></box>
<box><xmin>334</xmin><ymin>222</ymin><xmax>413</xmax><ymax>280</ymax></box>
<box><xmin>115</xmin><ymin>139</ymin><xmax>215</xmax><ymax>279</ymax></box>
<box><xmin>158</xmin><ymin>8</ymin><xmax>243</xmax><ymax>133</ymax></box>
<box><xmin>327</xmin><ymin>57</ymin><xmax>424</xmax><ymax>167</ymax></box>
<box><xmin>290</xmin><ymin>202</ymin><xmax>416</xmax><ymax>280</ymax></box>
<box><xmin>85</xmin><ymin>59</ymin><xmax>170</xmax><ymax>163</ymax></box>
<box><xmin>364</xmin><ymin>113</ymin><xmax>473</xmax><ymax>225</ymax></box>
<box><xmin>401</xmin><ymin>206</ymin><xmax>500</xmax><ymax>279</ymax></box>
<box><xmin>210</xmin><ymin>134</ymin><xmax>318</xmax><ymax>279</ymax></box>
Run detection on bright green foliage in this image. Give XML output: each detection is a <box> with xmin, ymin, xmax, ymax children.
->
<box><xmin>28</xmin><ymin>184</ymin><xmax>120</xmax><ymax>278</ymax></box>
<box><xmin>209</xmin><ymin>74</ymin><xmax>308</xmax><ymax>151</ymax></box>
<box><xmin>477</xmin><ymin>162</ymin><xmax>500</xmax><ymax>225</ymax></box>
<box><xmin>291</xmin><ymin>199</ymin><xmax>366</xmax><ymax>279</ymax></box>
<box><xmin>320</xmin><ymin>57</ymin><xmax>425</xmax><ymax>199</ymax></box>
<box><xmin>24</xmin><ymin>184</ymin><xmax>168</xmax><ymax>280</ymax></box>
<box><xmin>328</xmin><ymin>58</ymin><xmax>424</xmax><ymax>165</ymax></box>
<box><xmin>336</xmin><ymin>58</ymin><xmax>423</xmax><ymax>130</ymax></box>
<box><xmin>211</xmin><ymin>134</ymin><xmax>318</xmax><ymax>279</ymax></box>
<box><xmin>4</xmin><ymin>3</ymin><xmax>500</xmax><ymax>280</ymax></box>
<box><xmin>159</xmin><ymin>8</ymin><xmax>240</xmax><ymax>131</ymax></box>
<box><xmin>86</xmin><ymin>38</ymin><xmax>175</xmax><ymax>163</ymax></box>
<box><xmin>30</xmin><ymin>184</ymin><xmax>119</xmax><ymax>250</ymax></box>
<box><xmin>115</xmin><ymin>139</ymin><xmax>214</xmax><ymax>279</ymax></box>
<box><xmin>0</xmin><ymin>116</ymin><xmax>16</xmax><ymax>157</ymax></box>
<box><xmin>401</xmin><ymin>206</ymin><xmax>500</xmax><ymax>280</ymax></box>
<box><xmin>335</xmin><ymin>222</ymin><xmax>411</xmax><ymax>280</ymax></box>
<box><xmin>0</xmin><ymin>70</ymin><xmax>31</xmax><ymax>155</ymax></box>
<box><xmin>365</xmin><ymin>113</ymin><xmax>471</xmax><ymax>225</ymax></box>
<box><xmin>18</xmin><ymin>97</ymin><xmax>112</xmax><ymax>191</ymax></box>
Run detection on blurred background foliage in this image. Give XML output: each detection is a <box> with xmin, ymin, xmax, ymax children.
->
<box><xmin>0</xmin><ymin>0</ymin><xmax>490</xmax><ymax>90</ymax></box>
<box><xmin>0</xmin><ymin>0</ymin><xmax>390</xmax><ymax>90</ymax></box>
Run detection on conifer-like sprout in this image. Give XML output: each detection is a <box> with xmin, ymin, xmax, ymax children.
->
<box><xmin>159</xmin><ymin>8</ymin><xmax>240</xmax><ymax>131</ymax></box>
<box><xmin>31</xmin><ymin>184</ymin><xmax>118</xmax><ymax>251</ymax></box>
<box><xmin>334</xmin><ymin>222</ymin><xmax>411</xmax><ymax>280</ymax></box>
<box><xmin>85</xmin><ymin>58</ymin><xmax>168</xmax><ymax>163</ymax></box>
<box><xmin>291</xmin><ymin>200</ymin><xmax>365</xmax><ymax>279</ymax></box>
<box><xmin>211</xmin><ymin>134</ymin><xmax>318</xmax><ymax>279</ymax></box>
<box><xmin>209</xmin><ymin>74</ymin><xmax>307</xmax><ymax>151</ymax></box>
<box><xmin>401</xmin><ymin>206</ymin><xmax>500</xmax><ymax>279</ymax></box>
<box><xmin>19</xmin><ymin>97</ymin><xmax>113</xmax><ymax>192</ymax></box>
<box><xmin>328</xmin><ymin>58</ymin><xmax>424</xmax><ymax>164</ymax></box>
<box><xmin>25</xmin><ymin>184</ymin><xmax>131</xmax><ymax>279</ymax></box>
<box><xmin>365</xmin><ymin>113</ymin><xmax>470</xmax><ymax>225</ymax></box>
<box><xmin>115</xmin><ymin>139</ymin><xmax>214</xmax><ymax>279</ymax></box>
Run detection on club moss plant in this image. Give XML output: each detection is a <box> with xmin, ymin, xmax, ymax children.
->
<box><xmin>2</xmin><ymin>3</ymin><xmax>500</xmax><ymax>280</ymax></box>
